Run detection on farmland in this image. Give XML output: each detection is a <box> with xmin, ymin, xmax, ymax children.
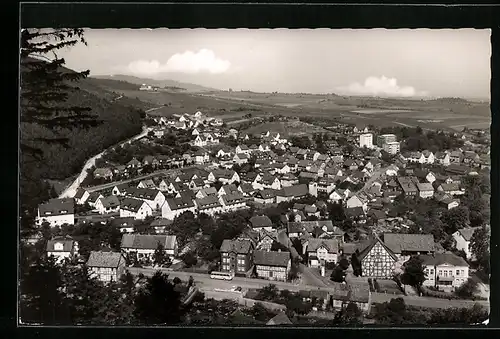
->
<box><xmin>89</xmin><ymin>78</ymin><xmax>491</xmax><ymax>132</ymax></box>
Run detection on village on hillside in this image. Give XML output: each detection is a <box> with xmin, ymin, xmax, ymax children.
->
<box><xmin>27</xmin><ymin>106</ymin><xmax>491</xmax><ymax>324</ymax></box>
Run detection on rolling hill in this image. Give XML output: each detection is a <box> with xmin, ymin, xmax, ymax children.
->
<box><xmin>91</xmin><ymin>74</ymin><xmax>219</xmax><ymax>93</ymax></box>
<box><xmin>20</xmin><ymin>59</ymin><xmax>149</xmax><ymax>212</ymax></box>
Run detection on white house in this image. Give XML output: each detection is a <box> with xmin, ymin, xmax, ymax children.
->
<box><xmin>193</xmin><ymin>135</ymin><xmax>207</xmax><ymax>147</ymax></box>
<box><xmin>233</xmin><ymin>153</ymin><xmax>250</xmax><ymax>165</ymax></box>
<box><xmin>36</xmin><ymin>198</ymin><xmax>75</xmax><ymax>227</ymax></box>
<box><xmin>253</xmin><ymin>250</ymin><xmax>291</xmax><ymax>282</ymax></box>
<box><xmin>218</xmin><ymin>184</ymin><xmax>242</xmax><ymax>196</ymax></box>
<box><xmin>235</xmin><ymin>145</ymin><xmax>251</xmax><ymax>155</ymax></box>
<box><xmin>121</xmin><ymin>234</ymin><xmax>178</xmax><ymax>261</ymax></box>
<box><xmin>161</xmin><ymin>197</ymin><xmax>197</xmax><ymax>220</ymax></box>
<box><xmin>74</xmin><ymin>188</ymin><xmax>90</xmax><ymax>205</ymax></box>
<box><xmin>119</xmin><ymin>197</ymin><xmax>153</xmax><ymax>220</ymax></box>
<box><xmin>194</xmin><ymin>195</ymin><xmax>224</xmax><ymax>216</ymax></box>
<box><xmin>94</xmin><ymin>195</ymin><xmax>121</xmax><ymax>214</ymax></box>
<box><xmin>385</xmin><ymin>165</ymin><xmax>399</xmax><ymax>177</ymax></box>
<box><xmin>419</xmin><ymin>252</ymin><xmax>470</xmax><ymax>291</ymax></box>
<box><xmin>306</xmin><ymin>239</ymin><xmax>339</xmax><ymax>268</ymax></box>
<box><xmin>46</xmin><ymin>236</ymin><xmax>79</xmax><ymax>264</ymax></box>
<box><xmin>208</xmin><ymin>169</ymin><xmax>240</xmax><ymax>184</ymax></box>
<box><xmin>275</xmin><ymin>164</ymin><xmax>291</xmax><ymax>175</ymax></box>
<box><xmin>422</xmin><ymin>150</ymin><xmax>435</xmax><ymax>164</ymax></box>
<box><xmin>452</xmin><ymin>227</ymin><xmax>480</xmax><ymax>260</ymax></box>
<box><xmin>359</xmin><ymin>133</ymin><xmax>373</xmax><ymax>149</ymax></box>
<box><xmin>220</xmin><ymin>192</ymin><xmax>247</xmax><ymax>212</ymax></box>
<box><xmin>127</xmin><ymin>188</ymin><xmax>166</xmax><ymax>211</ymax></box>
<box><xmin>416</xmin><ymin>183</ymin><xmax>434</xmax><ymax>199</ymax></box>
<box><xmin>346</xmin><ymin>195</ymin><xmax>367</xmax><ymax>212</ymax></box>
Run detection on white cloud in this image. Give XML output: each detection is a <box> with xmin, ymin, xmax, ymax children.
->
<box><xmin>126</xmin><ymin>49</ymin><xmax>230</xmax><ymax>75</ymax></box>
<box><xmin>337</xmin><ymin>76</ymin><xmax>428</xmax><ymax>97</ymax></box>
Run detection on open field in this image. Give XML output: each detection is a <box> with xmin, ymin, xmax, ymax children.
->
<box><xmin>241</xmin><ymin>120</ymin><xmax>330</xmax><ymax>137</ymax></box>
<box><xmin>91</xmin><ymin>80</ymin><xmax>491</xmax><ymax>132</ymax></box>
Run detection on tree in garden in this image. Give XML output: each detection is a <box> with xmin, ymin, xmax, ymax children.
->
<box><xmin>333</xmin><ymin>302</ymin><xmax>363</xmax><ymax>325</ymax></box>
<box><xmin>469</xmin><ymin>225</ymin><xmax>490</xmax><ymax>273</ymax></box>
<box><xmin>134</xmin><ymin>271</ymin><xmax>183</xmax><ymax>324</ymax></box>
<box><xmin>441</xmin><ymin>206</ymin><xmax>470</xmax><ymax>234</ymax></box>
<box><xmin>256</xmin><ymin>284</ymin><xmax>279</xmax><ymax>301</ymax></box>
<box><xmin>351</xmin><ymin>250</ymin><xmax>362</xmax><ymax>277</ymax></box>
<box><xmin>455</xmin><ymin>278</ymin><xmax>479</xmax><ymax>299</ymax></box>
<box><xmin>401</xmin><ymin>256</ymin><xmax>426</xmax><ymax>290</ymax></box>
<box><xmin>330</xmin><ymin>265</ymin><xmax>347</xmax><ymax>283</ymax></box>
<box><xmin>181</xmin><ymin>251</ymin><xmax>198</xmax><ymax>268</ymax></box>
<box><xmin>153</xmin><ymin>242</ymin><xmax>167</xmax><ymax>267</ymax></box>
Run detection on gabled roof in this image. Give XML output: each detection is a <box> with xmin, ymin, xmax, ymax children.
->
<box><xmin>166</xmin><ymin>196</ymin><xmax>195</xmax><ymax>210</ymax></box>
<box><xmin>358</xmin><ymin>236</ymin><xmax>398</xmax><ymax>262</ymax></box>
<box><xmin>86</xmin><ymin>251</ymin><xmax>124</xmax><ymax>268</ymax></box>
<box><xmin>253</xmin><ymin>250</ymin><xmax>290</xmax><ymax>267</ymax></box>
<box><xmin>220</xmin><ymin>239</ymin><xmax>253</xmax><ymax>254</ymax></box>
<box><xmin>74</xmin><ymin>188</ymin><xmax>88</xmax><ymax>200</ymax></box>
<box><xmin>250</xmin><ymin>215</ymin><xmax>273</xmax><ymax>228</ymax></box>
<box><xmin>98</xmin><ymin>195</ymin><xmax>120</xmax><ymax>208</ymax></box>
<box><xmin>195</xmin><ymin>195</ymin><xmax>222</xmax><ymax>209</ymax></box>
<box><xmin>110</xmin><ymin>217</ymin><xmax>136</xmax><ymax>227</ymax></box>
<box><xmin>439</xmin><ymin>183</ymin><xmax>461</xmax><ymax>191</ymax></box>
<box><xmin>419</xmin><ymin>252</ymin><xmax>469</xmax><ymax>267</ymax></box>
<box><xmin>457</xmin><ymin>227</ymin><xmax>481</xmax><ymax>242</ymax></box>
<box><xmin>221</xmin><ymin>192</ymin><xmax>246</xmax><ymax>205</ymax></box>
<box><xmin>267</xmin><ymin>312</ymin><xmax>293</xmax><ymax>325</ymax></box>
<box><xmin>121</xmin><ymin>234</ymin><xmax>177</xmax><ymax>250</ymax></box>
<box><xmin>307</xmin><ymin>238</ymin><xmax>339</xmax><ymax>253</ymax></box>
<box><xmin>382</xmin><ymin>233</ymin><xmax>436</xmax><ymax>254</ymax></box>
<box><xmin>120</xmin><ymin>197</ymin><xmax>147</xmax><ymax>212</ymax></box>
<box><xmin>416</xmin><ymin>182</ymin><xmax>434</xmax><ymax>192</ymax></box>
<box><xmin>277</xmin><ymin>184</ymin><xmax>308</xmax><ymax>197</ymax></box>
<box><xmin>345</xmin><ymin>206</ymin><xmax>365</xmax><ymax>218</ymax></box>
<box><xmin>255</xmin><ymin>189</ymin><xmax>277</xmax><ymax>199</ymax></box>
<box><xmin>46</xmin><ymin>236</ymin><xmax>75</xmax><ymax>252</ymax></box>
<box><xmin>38</xmin><ymin>198</ymin><xmax>75</xmax><ymax>216</ymax></box>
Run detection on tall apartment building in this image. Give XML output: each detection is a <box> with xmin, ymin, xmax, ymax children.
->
<box><xmin>359</xmin><ymin>133</ymin><xmax>373</xmax><ymax>149</ymax></box>
<box><xmin>383</xmin><ymin>141</ymin><xmax>400</xmax><ymax>155</ymax></box>
<box><xmin>377</xmin><ymin>134</ymin><xmax>397</xmax><ymax>148</ymax></box>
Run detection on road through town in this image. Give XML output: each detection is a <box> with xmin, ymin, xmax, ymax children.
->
<box><xmin>58</xmin><ymin>126</ymin><xmax>152</xmax><ymax>199</ymax></box>
<box><xmin>127</xmin><ymin>268</ymin><xmax>489</xmax><ymax>310</ymax></box>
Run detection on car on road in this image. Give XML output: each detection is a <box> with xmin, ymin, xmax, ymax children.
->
<box><xmin>231</xmin><ymin>286</ymin><xmax>242</xmax><ymax>292</ymax></box>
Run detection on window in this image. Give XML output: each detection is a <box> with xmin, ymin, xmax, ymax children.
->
<box><xmin>461</xmin><ymin>270</ymin><xmax>464</xmax><ymax>275</ymax></box>
<box><xmin>456</xmin><ymin>270</ymin><xmax>460</xmax><ymax>276</ymax></box>
<box><xmin>439</xmin><ymin>270</ymin><xmax>442</xmax><ymax>275</ymax></box>
<box><xmin>430</xmin><ymin>269</ymin><xmax>434</xmax><ymax>275</ymax></box>
<box><xmin>444</xmin><ymin>271</ymin><xmax>447</xmax><ymax>277</ymax></box>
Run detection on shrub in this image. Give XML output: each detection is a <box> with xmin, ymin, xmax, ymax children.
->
<box><xmin>373</xmin><ymin>279</ymin><xmax>381</xmax><ymax>292</ymax></box>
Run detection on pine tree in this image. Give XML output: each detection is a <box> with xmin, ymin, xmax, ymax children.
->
<box><xmin>20</xmin><ymin>28</ymin><xmax>100</xmax><ymax>158</ymax></box>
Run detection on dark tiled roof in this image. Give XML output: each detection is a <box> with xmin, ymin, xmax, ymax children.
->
<box><xmin>195</xmin><ymin>195</ymin><xmax>222</xmax><ymax>209</ymax></box>
<box><xmin>250</xmin><ymin>215</ymin><xmax>273</xmax><ymax>228</ymax></box>
<box><xmin>120</xmin><ymin>197</ymin><xmax>146</xmax><ymax>213</ymax></box>
<box><xmin>121</xmin><ymin>234</ymin><xmax>177</xmax><ymax>250</ymax></box>
<box><xmin>267</xmin><ymin>312</ymin><xmax>292</xmax><ymax>325</ymax></box>
<box><xmin>221</xmin><ymin>192</ymin><xmax>246</xmax><ymax>205</ymax></box>
<box><xmin>419</xmin><ymin>252</ymin><xmax>469</xmax><ymax>267</ymax></box>
<box><xmin>278</xmin><ymin>184</ymin><xmax>308</xmax><ymax>198</ymax></box>
<box><xmin>253</xmin><ymin>250</ymin><xmax>290</xmax><ymax>267</ymax></box>
<box><xmin>457</xmin><ymin>227</ymin><xmax>481</xmax><ymax>242</ymax></box>
<box><xmin>220</xmin><ymin>239</ymin><xmax>253</xmax><ymax>254</ymax></box>
<box><xmin>38</xmin><ymin>198</ymin><xmax>75</xmax><ymax>216</ymax></box>
<box><xmin>306</xmin><ymin>238</ymin><xmax>339</xmax><ymax>253</ymax></box>
<box><xmin>86</xmin><ymin>251</ymin><xmax>124</xmax><ymax>268</ymax></box>
<box><xmin>74</xmin><ymin>188</ymin><xmax>87</xmax><ymax>200</ymax></box>
<box><xmin>345</xmin><ymin>207</ymin><xmax>365</xmax><ymax>218</ymax></box>
<box><xmin>166</xmin><ymin>196</ymin><xmax>195</xmax><ymax>210</ymax></box>
<box><xmin>383</xmin><ymin>233</ymin><xmax>436</xmax><ymax>253</ymax></box>
<box><xmin>99</xmin><ymin>195</ymin><xmax>120</xmax><ymax>208</ymax></box>
<box><xmin>110</xmin><ymin>217</ymin><xmax>136</xmax><ymax>227</ymax></box>
<box><xmin>46</xmin><ymin>236</ymin><xmax>75</xmax><ymax>252</ymax></box>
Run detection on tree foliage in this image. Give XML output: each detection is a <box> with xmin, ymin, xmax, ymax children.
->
<box><xmin>401</xmin><ymin>256</ymin><xmax>426</xmax><ymax>289</ymax></box>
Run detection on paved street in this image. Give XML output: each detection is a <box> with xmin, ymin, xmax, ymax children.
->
<box><xmin>127</xmin><ymin>267</ymin><xmax>490</xmax><ymax>310</ymax></box>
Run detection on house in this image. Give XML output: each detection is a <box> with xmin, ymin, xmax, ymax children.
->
<box><xmin>127</xmin><ymin>188</ymin><xmax>166</xmax><ymax>211</ymax></box>
<box><xmin>253</xmin><ymin>250</ymin><xmax>291</xmax><ymax>282</ymax></box>
<box><xmin>435</xmin><ymin>152</ymin><xmax>451</xmax><ymax>166</ymax></box>
<box><xmin>275</xmin><ymin>184</ymin><xmax>309</xmax><ymax>203</ymax></box>
<box><xmin>208</xmin><ymin>169</ymin><xmax>240</xmax><ymax>184</ymax></box>
<box><xmin>367</xmin><ymin>209</ymin><xmax>387</xmax><ymax>224</ymax></box>
<box><xmin>233</xmin><ymin>153</ymin><xmax>250</xmax><ymax>165</ymax></box>
<box><xmin>235</xmin><ymin>144</ymin><xmax>251</xmax><ymax>155</ymax></box>
<box><xmin>260</xmin><ymin>175</ymin><xmax>282</xmax><ymax>190</ymax></box>
<box><xmin>86</xmin><ymin>251</ymin><xmax>126</xmax><ymax>283</ymax></box>
<box><xmin>195</xmin><ymin>187</ymin><xmax>218</xmax><ymax>199</ymax></box>
<box><xmin>194</xmin><ymin>195</ymin><xmax>224</xmax><ymax>216</ymax></box>
<box><xmin>220</xmin><ymin>239</ymin><xmax>254</xmax><ymax>276</ymax></box>
<box><xmin>328</xmin><ymin>189</ymin><xmax>351</xmax><ymax>203</ymax></box>
<box><xmin>162</xmin><ymin>197</ymin><xmax>196</xmax><ymax>220</ymax></box>
<box><xmin>142</xmin><ymin>156</ymin><xmax>159</xmax><ymax>168</ymax></box>
<box><xmin>449</xmin><ymin>150</ymin><xmax>463</xmax><ymax>164</ymax></box>
<box><xmin>119</xmin><ymin>197</ymin><xmax>153</xmax><ymax>220</ymax></box>
<box><xmin>194</xmin><ymin>150</ymin><xmax>210</xmax><ymax>164</ymax></box>
<box><xmin>74</xmin><ymin>188</ymin><xmax>90</xmax><ymax>205</ymax></box>
<box><xmin>397</xmin><ymin>177</ymin><xmax>418</xmax><ymax>197</ymax></box>
<box><xmin>149</xmin><ymin>218</ymin><xmax>173</xmax><ymax>234</ymax></box>
<box><xmin>435</xmin><ymin>192</ymin><xmax>460</xmax><ymax>210</ymax></box>
<box><xmin>416</xmin><ymin>183</ymin><xmax>434</xmax><ymax>199</ymax></box>
<box><xmin>275</xmin><ymin>163</ymin><xmax>291</xmax><ymax>175</ymax></box>
<box><xmin>240</xmin><ymin>183</ymin><xmax>255</xmax><ymax>197</ymax></box>
<box><xmin>249</xmin><ymin>215</ymin><xmax>274</xmax><ymax>232</ymax></box>
<box><xmin>437</xmin><ymin>183</ymin><xmax>465</xmax><ymax>196</ymax></box>
<box><xmin>256</xmin><ymin>230</ymin><xmax>278</xmax><ymax>252</ymax></box>
<box><xmin>267</xmin><ymin>312</ymin><xmax>293</xmax><ymax>325</ymax></box>
<box><xmin>382</xmin><ymin>233</ymin><xmax>436</xmax><ymax>262</ymax></box>
<box><xmin>280</xmin><ymin>173</ymin><xmax>299</xmax><ymax>187</ymax></box>
<box><xmin>127</xmin><ymin>157</ymin><xmax>142</xmax><ymax>169</ymax></box>
<box><xmin>36</xmin><ymin>198</ymin><xmax>75</xmax><ymax>227</ymax></box>
<box><xmin>121</xmin><ymin>234</ymin><xmax>178</xmax><ymax>261</ymax></box>
<box><xmin>46</xmin><ymin>236</ymin><xmax>79</xmax><ymax>264</ymax></box>
<box><xmin>306</xmin><ymin>239</ymin><xmax>339</xmax><ymax>268</ymax></box>
<box><xmin>346</xmin><ymin>195</ymin><xmax>367</xmax><ymax>211</ymax></box>
<box><xmin>112</xmin><ymin>183</ymin><xmax>130</xmax><ymax>196</ymax></box>
<box><xmin>452</xmin><ymin>227</ymin><xmax>480</xmax><ymax>260</ymax></box>
<box><xmin>137</xmin><ymin>179</ymin><xmax>157</xmax><ymax>189</ymax></box>
<box><xmin>93</xmin><ymin>167</ymin><xmax>114</xmax><ymax>180</ymax></box>
<box><xmin>385</xmin><ymin>165</ymin><xmax>399</xmax><ymax>177</ymax></box>
<box><xmin>422</xmin><ymin>150</ymin><xmax>435</xmax><ymax>164</ymax></box>
<box><xmin>253</xmin><ymin>189</ymin><xmax>277</xmax><ymax>204</ymax></box>
<box><xmin>419</xmin><ymin>252</ymin><xmax>470</xmax><ymax>292</ymax></box>
<box><xmin>218</xmin><ymin>184</ymin><xmax>241</xmax><ymax>196</ymax></box>
<box><xmin>111</xmin><ymin>217</ymin><xmax>136</xmax><ymax>233</ymax></box>
<box><xmin>358</xmin><ymin>236</ymin><xmax>398</xmax><ymax>279</ymax></box>
<box><xmin>345</xmin><ymin>207</ymin><xmax>366</xmax><ymax>224</ymax></box>
<box><xmin>220</xmin><ymin>192</ymin><xmax>247</xmax><ymax>211</ymax></box>
<box><xmin>94</xmin><ymin>195</ymin><xmax>121</xmax><ymax>214</ymax></box>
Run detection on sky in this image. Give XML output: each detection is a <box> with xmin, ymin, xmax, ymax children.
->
<box><xmin>57</xmin><ymin>28</ymin><xmax>491</xmax><ymax>99</ymax></box>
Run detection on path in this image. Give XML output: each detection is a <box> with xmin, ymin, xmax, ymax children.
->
<box><xmin>58</xmin><ymin>126</ymin><xmax>152</xmax><ymax>199</ymax></box>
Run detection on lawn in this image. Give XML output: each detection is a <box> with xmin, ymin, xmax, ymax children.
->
<box><xmin>242</xmin><ymin>121</ymin><xmax>329</xmax><ymax>137</ymax></box>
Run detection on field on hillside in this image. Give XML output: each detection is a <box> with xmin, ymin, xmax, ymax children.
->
<box><xmin>91</xmin><ymin>80</ymin><xmax>491</xmax><ymax>133</ymax></box>
<box><xmin>241</xmin><ymin>121</ymin><xmax>330</xmax><ymax>137</ymax></box>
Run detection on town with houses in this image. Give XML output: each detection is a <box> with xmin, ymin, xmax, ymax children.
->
<box><xmin>28</xmin><ymin>106</ymin><xmax>491</xmax><ymax>325</ymax></box>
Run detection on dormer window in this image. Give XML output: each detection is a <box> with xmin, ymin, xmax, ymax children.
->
<box><xmin>54</xmin><ymin>242</ymin><xmax>64</xmax><ymax>251</ymax></box>
<box><xmin>45</xmin><ymin>211</ymin><xmax>52</xmax><ymax>215</ymax></box>
<box><xmin>60</xmin><ymin>210</ymin><xmax>68</xmax><ymax>214</ymax></box>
